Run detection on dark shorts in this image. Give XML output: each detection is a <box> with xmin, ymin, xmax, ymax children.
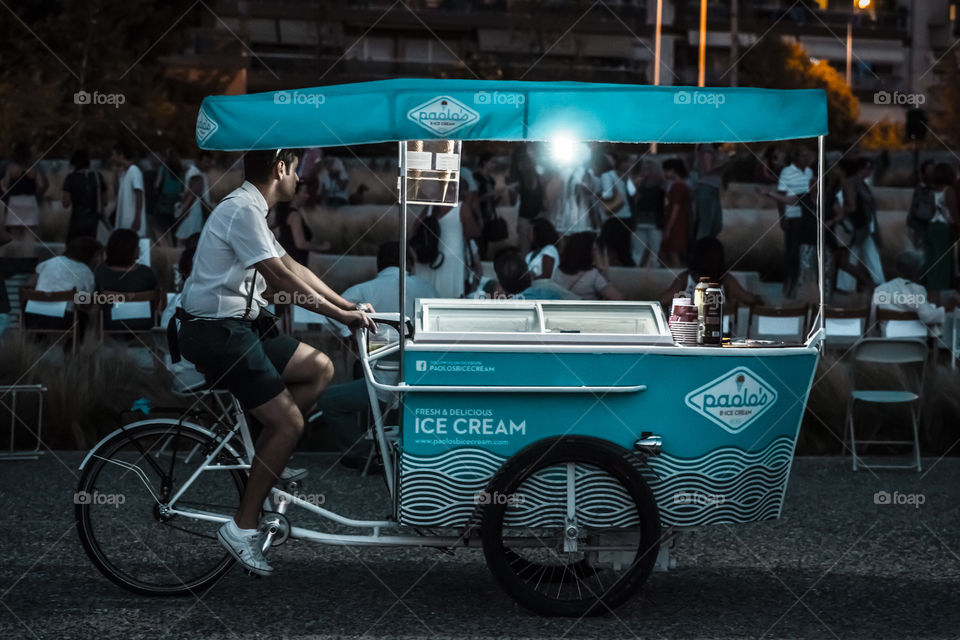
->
<box><xmin>178</xmin><ymin>317</ymin><xmax>300</xmax><ymax>410</ymax></box>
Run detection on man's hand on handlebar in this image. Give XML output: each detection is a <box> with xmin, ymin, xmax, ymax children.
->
<box><xmin>342</xmin><ymin>309</ymin><xmax>377</xmax><ymax>331</ymax></box>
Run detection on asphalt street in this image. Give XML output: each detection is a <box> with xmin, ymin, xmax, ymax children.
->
<box><xmin>0</xmin><ymin>453</ymin><xmax>957</xmax><ymax>640</ymax></box>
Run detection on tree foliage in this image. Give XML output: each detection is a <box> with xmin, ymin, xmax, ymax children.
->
<box><xmin>738</xmin><ymin>35</ymin><xmax>860</xmax><ymax>142</ymax></box>
<box><xmin>928</xmin><ymin>52</ymin><xmax>960</xmax><ymax>148</ymax></box>
<box><xmin>0</xmin><ymin>0</ymin><xmax>233</xmax><ymax>160</ymax></box>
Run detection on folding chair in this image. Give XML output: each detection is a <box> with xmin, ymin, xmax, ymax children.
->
<box><xmin>823</xmin><ymin>306</ymin><xmax>870</xmax><ymax>351</ymax></box>
<box><xmin>747</xmin><ymin>304</ymin><xmax>809</xmax><ymax>343</ymax></box>
<box><xmin>99</xmin><ymin>289</ymin><xmax>162</xmax><ymax>355</ymax></box>
<box><xmin>876</xmin><ymin>308</ymin><xmax>927</xmax><ymax>339</ymax></box>
<box><xmin>19</xmin><ymin>287</ymin><xmax>80</xmax><ymax>355</ymax></box>
<box><xmin>845</xmin><ymin>338</ymin><xmax>926</xmax><ymax>472</ymax></box>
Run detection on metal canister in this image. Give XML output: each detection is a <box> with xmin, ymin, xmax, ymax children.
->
<box><xmin>701</xmin><ymin>284</ymin><xmax>723</xmax><ymax>345</ymax></box>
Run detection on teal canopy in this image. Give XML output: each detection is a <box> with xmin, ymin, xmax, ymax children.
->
<box><xmin>195</xmin><ymin>79</ymin><xmax>827</xmax><ymax>150</ymax></box>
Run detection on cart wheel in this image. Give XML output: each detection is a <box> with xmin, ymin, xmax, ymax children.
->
<box><xmin>480</xmin><ymin>436</ymin><xmax>659</xmax><ymax>617</ymax></box>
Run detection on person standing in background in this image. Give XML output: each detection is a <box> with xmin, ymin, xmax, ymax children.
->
<box><xmin>173</xmin><ymin>151</ymin><xmax>212</xmax><ymax>245</ymax></box>
<box><xmin>1</xmin><ymin>141</ymin><xmax>48</xmax><ymax>255</ymax></box>
<box><xmin>692</xmin><ymin>143</ymin><xmax>726</xmax><ymax>241</ymax></box>
<box><xmin>630</xmin><ymin>160</ymin><xmax>666</xmax><ymax>267</ymax></box>
<box><xmin>842</xmin><ymin>157</ymin><xmax>884</xmax><ymax>289</ymax></box>
<box><xmin>152</xmin><ymin>148</ymin><xmax>184</xmax><ymax>242</ymax></box>
<box><xmin>508</xmin><ymin>145</ymin><xmax>543</xmax><ymax>256</ymax></box>
<box><xmin>906</xmin><ymin>159</ymin><xmax>936</xmax><ymax>252</ymax></box>
<box><xmin>62</xmin><ymin>149</ymin><xmax>107</xmax><ymax>243</ymax></box>
<box><xmin>763</xmin><ymin>146</ymin><xmax>813</xmax><ymax>298</ymax></box>
<box><xmin>922</xmin><ymin>163</ymin><xmax>959</xmax><ymax>292</ymax></box>
<box><xmin>660</xmin><ymin>158</ymin><xmax>691</xmax><ymax>268</ymax></box>
<box><xmin>111</xmin><ymin>142</ymin><xmax>147</xmax><ymax>238</ymax></box>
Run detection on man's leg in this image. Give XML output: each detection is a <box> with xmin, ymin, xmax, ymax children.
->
<box><xmin>280</xmin><ymin>342</ymin><xmax>335</xmax><ymax>414</ymax></box>
<box><xmin>235</xmin><ymin>389</ymin><xmax>304</xmax><ymax>529</ymax></box>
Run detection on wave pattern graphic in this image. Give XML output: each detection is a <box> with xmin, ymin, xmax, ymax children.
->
<box><xmin>398</xmin><ymin>437</ymin><xmax>795</xmax><ymax>528</ymax></box>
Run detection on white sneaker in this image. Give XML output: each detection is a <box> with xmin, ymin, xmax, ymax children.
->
<box><xmin>217</xmin><ymin>520</ymin><xmax>274</xmax><ymax>576</ymax></box>
<box><xmin>279</xmin><ymin>466</ymin><xmax>308</xmax><ymax>483</ymax></box>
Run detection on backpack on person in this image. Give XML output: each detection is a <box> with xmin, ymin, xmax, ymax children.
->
<box><xmin>410</xmin><ymin>207</ymin><xmax>444</xmax><ymax>269</ymax></box>
<box><xmin>907</xmin><ymin>185</ymin><xmax>936</xmax><ymax>231</ymax></box>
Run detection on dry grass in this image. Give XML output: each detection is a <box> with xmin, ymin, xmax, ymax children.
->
<box><xmin>0</xmin><ymin>336</ymin><xmax>181</xmax><ymax>450</ymax></box>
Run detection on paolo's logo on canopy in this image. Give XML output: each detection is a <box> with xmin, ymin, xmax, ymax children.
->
<box><xmin>196</xmin><ymin>108</ymin><xmax>219</xmax><ymax>142</ymax></box>
<box><xmin>684</xmin><ymin>367</ymin><xmax>778</xmax><ymax>434</ymax></box>
<box><xmin>407</xmin><ymin>96</ymin><xmax>479</xmax><ymax>136</ymax></box>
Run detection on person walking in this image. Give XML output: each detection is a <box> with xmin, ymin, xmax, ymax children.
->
<box><xmin>759</xmin><ymin>146</ymin><xmax>813</xmax><ymax>298</ymax></box>
<box><xmin>152</xmin><ymin>148</ymin><xmax>184</xmax><ymax>242</ymax></box>
<box><xmin>660</xmin><ymin>158</ymin><xmax>691</xmax><ymax>268</ymax></box>
<box><xmin>921</xmin><ymin>163</ymin><xmax>959</xmax><ymax>292</ymax></box>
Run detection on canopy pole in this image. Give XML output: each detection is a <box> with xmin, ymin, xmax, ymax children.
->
<box><xmin>817</xmin><ymin>134</ymin><xmax>825</xmax><ymax>334</ymax></box>
<box><xmin>398</xmin><ymin>141</ymin><xmax>407</xmax><ymax>382</ymax></box>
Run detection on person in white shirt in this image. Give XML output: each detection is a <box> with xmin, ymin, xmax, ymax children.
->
<box><xmin>524</xmin><ymin>218</ymin><xmax>560</xmax><ymax>279</ymax></box>
<box><xmin>758</xmin><ymin>146</ymin><xmax>813</xmax><ymax>298</ymax></box>
<box><xmin>111</xmin><ymin>142</ymin><xmax>147</xmax><ymax>238</ymax></box>
<box><xmin>173</xmin><ymin>151</ymin><xmax>213</xmax><ymax>243</ymax></box>
<box><xmin>316</xmin><ymin>241</ymin><xmax>439</xmax><ymax>468</ymax></box>
<box><xmin>25</xmin><ymin>236</ymin><xmax>102</xmax><ymax>333</ymax></box>
<box><xmin>177</xmin><ymin>148</ymin><xmax>376</xmax><ymax>577</ymax></box>
<box><xmin>326</xmin><ymin>241</ymin><xmax>439</xmax><ymax>339</ymax></box>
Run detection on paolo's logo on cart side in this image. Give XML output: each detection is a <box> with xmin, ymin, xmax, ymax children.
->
<box><xmin>684</xmin><ymin>367</ymin><xmax>778</xmax><ymax>434</ymax></box>
<box><xmin>407</xmin><ymin>96</ymin><xmax>479</xmax><ymax>136</ymax></box>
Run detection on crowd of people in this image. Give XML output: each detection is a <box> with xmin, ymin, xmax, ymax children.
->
<box><xmin>3</xmin><ymin>139</ymin><xmax>960</xmax><ymax>340</ymax></box>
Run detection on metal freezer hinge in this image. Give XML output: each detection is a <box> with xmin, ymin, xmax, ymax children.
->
<box><xmin>634</xmin><ymin>432</ymin><xmax>662</xmax><ymax>457</ymax></box>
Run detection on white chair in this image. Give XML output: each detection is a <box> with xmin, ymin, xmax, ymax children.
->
<box><xmin>876</xmin><ymin>308</ymin><xmax>927</xmax><ymax>339</ymax></box>
<box><xmin>747</xmin><ymin>304</ymin><xmax>809</xmax><ymax>343</ymax></box>
<box><xmin>823</xmin><ymin>306</ymin><xmax>869</xmax><ymax>350</ymax></box>
<box><xmin>845</xmin><ymin>338</ymin><xmax>926</xmax><ymax>472</ymax></box>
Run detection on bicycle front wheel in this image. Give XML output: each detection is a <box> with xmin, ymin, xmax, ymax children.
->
<box><xmin>76</xmin><ymin>421</ymin><xmax>247</xmax><ymax>596</ymax></box>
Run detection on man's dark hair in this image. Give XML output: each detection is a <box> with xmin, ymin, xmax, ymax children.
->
<box><xmin>112</xmin><ymin>141</ymin><xmax>134</xmax><ymax>161</ymax></box>
<box><xmin>178</xmin><ymin>245</ymin><xmax>197</xmax><ymax>279</ymax></box>
<box><xmin>64</xmin><ymin>236</ymin><xmax>102</xmax><ymax>265</ymax></box>
<box><xmin>494</xmin><ymin>250</ymin><xmax>531</xmax><ymax>295</ymax></box>
<box><xmin>244</xmin><ymin>149</ymin><xmax>302</xmax><ymax>184</ymax></box>
<box><xmin>931</xmin><ymin>162</ymin><xmax>957</xmax><ymax>189</ymax></box>
<box><xmin>558</xmin><ymin>231</ymin><xmax>596</xmax><ymax>275</ymax></box>
<box><xmin>105</xmin><ymin>228</ymin><xmax>140</xmax><ymax>267</ymax></box>
<box><xmin>377</xmin><ymin>241</ymin><xmax>402</xmax><ymax>272</ymax></box>
<box><xmin>857</xmin><ymin>156</ymin><xmax>874</xmax><ymax>172</ymax></box>
<box><xmin>70</xmin><ymin>149</ymin><xmax>90</xmax><ymax>170</ymax></box>
<box><xmin>687</xmin><ymin>237</ymin><xmax>725</xmax><ymax>281</ymax></box>
<box><xmin>530</xmin><ymin>217</ymin><xmax>558</xmax><ymax>252</ymax></box>
<box><xmin>662</xmin><ymin>157</ymin><xmax>687</xmax><ymax>179</ymax></box>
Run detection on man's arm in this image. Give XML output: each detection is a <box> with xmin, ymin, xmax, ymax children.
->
<box><xmin>279</xmin><ymin>252</ymin><xmax>363</xmax><ymax>312</ymax></box>
<box><xmin>133</xmin><ymin>189</ymin><xmax>144</xmax><ymax>231</ymax></box>
<box><xmin>258</xmin><ymin>256</ymin><xmax>374</xmax><ymax>329</ymax></box>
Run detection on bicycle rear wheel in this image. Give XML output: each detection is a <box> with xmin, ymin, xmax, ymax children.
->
<box><xmin>76</xmin><ymin>421</ymin><xmax>246</xmax><ymax>596</ymax></box>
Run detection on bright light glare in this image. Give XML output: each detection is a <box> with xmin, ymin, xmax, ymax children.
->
<box><xmin>549</xmin><ymin>134</ymin><xmax>587</xmax><ymax>166</ymax></box>
<box><xmin>856</xmin><ymin>0</ymin><xmax>871</xmax><ymax>9</ymax></box>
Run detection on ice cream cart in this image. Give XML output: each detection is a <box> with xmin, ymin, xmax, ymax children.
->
<box><xmin>76</xmin><ymin>79</ymin><xmax>828</xmax><ymax>617</ymax></box>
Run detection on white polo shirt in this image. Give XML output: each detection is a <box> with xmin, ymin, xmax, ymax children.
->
<box><xmin>777</xmin><ymin>164</ymin><xmax>812</xmax><ymax>220</ymax></box>
<box><xmin>181</xmin><ymin>181</ymin><xmax>286</xmax><ymax>319</ymax></box>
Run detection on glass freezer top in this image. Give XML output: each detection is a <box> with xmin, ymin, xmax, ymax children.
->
<box><xmin>415</xmin><ymin>299</ymin><xmax>672</xmax><ymax>345</ymax></box>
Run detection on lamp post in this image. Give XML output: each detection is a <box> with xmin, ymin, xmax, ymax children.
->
<box><xmin>698</xmin><ymin>0</ymin><xmax>707</xmax><ymax>87</ymax></box>
<box><xmin>846</xmin><ymin>0</ymin><xmax>872</xmax><ymax>87</ymax></box>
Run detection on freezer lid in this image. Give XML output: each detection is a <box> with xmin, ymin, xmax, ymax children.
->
<box><xmin>414</xmin><ymin>298</ymin><xmax>673</xmax><ymax>345</ymax></box>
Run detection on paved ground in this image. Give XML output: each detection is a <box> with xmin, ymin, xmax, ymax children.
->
<box><xmin>0</xmin><ymin>452</ymin><xmax>957</xmax><ymax>640</ymax></box>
